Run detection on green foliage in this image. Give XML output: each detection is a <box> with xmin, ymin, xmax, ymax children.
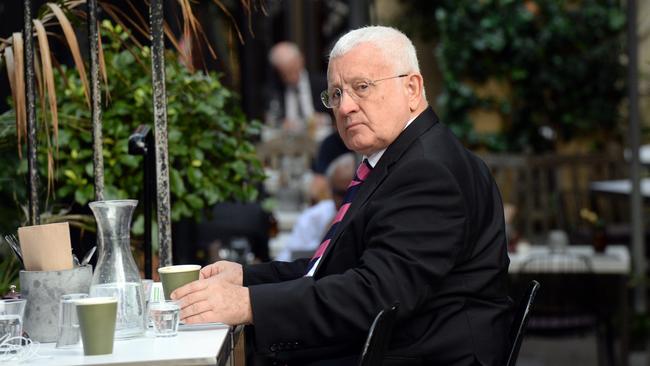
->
<box><xmin>0</xmin><ymin>21</ymin><xmax>264</xmax><ymax>231</ymax></box>
<box><xmin>400</xmin><ymin>0</ymin><xmax>627</xmax><ymax>152</ymax></box>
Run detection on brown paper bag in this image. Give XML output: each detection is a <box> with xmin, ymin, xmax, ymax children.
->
<box><xmin>18</xmin><ymin>222</ymin><xmax>74</xmax><ymax>271</ymax></box>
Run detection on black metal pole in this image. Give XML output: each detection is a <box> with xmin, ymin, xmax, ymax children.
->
<box><xmin>23</xmin><ymin>0</ymin><xmax>39</xmax><ymax>225</ymax></box>
<box><xmin>88</xmin><ymin>0</ymin><xmax>104</xmax><ymax>201</ymax></box>
<box><xmin>150</xmin><ymin>0</ymin><xmax>173</xmax><ymax>267</ymax></box>
<box><xmin>627</xmin><ymin>0</ymin><xmax>644</xmax><ymax>315</ymax></box>
<box><xmin>129</xmin><ymin>125</ymin><xmax>154</xmax><ymax>279</ymax></box>
<box><xmin>144</xmin><ymin>132</ymin><xmax>154</xmax><ymax>279</ymax></box>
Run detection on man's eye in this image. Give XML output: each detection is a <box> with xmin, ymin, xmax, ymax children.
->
<box><xmin>332</xmin><ymin>89</ymin><xmax>342</xmax><ymax>99</ymax></box>
<box><xmin>353</xmin><ymin>83</ymin><xmax>370</xmax><ymax>93</ymax></box>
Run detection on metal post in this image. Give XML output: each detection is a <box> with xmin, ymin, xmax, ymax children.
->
<box><xmin>128</xmin><ymin>125</ymin><xmax>154</xmax><ymax>279</ymax></box>
<box><xmin>88</xmin><ymin>0</ymin><xmax>104</xmax><ymax>201</ymax></box>
<box><xmin>627</xmin><ymin>0</ymin><xmax>644</xmax><ymax>316</ymax></box>
<box><xmin>23</xmin><ymin>0</ymin><xmax>39</xmax><ymax>225</ymax></box>
<box><xmin>150</xmin><ymin>0</ymin><xmax>173</xmax><ymax>267</ymax></box>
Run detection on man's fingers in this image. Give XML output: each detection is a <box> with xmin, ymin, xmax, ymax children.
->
<box><xmin>182</xmin><ymin>310</ymin><xmax>215</xmax><ymax>324</ymax></box>
<box><xmin>170</xmin><ymin>279</ymin><xmax>207</xmax><ymax>300</ymax></box>
<box><xmin>200</xmin><ymin>266</ymin><xmax>214</xmax><ymax>279</ymax></box>
<box><xmin>177</xmin><ymin>289</ymin><xmax>209</xmax><ymax>311</ymax></box>
<box><xmin>180</xmin><ymin>299</ymin><xmax>212</xmax><ymax>321</ymax></box>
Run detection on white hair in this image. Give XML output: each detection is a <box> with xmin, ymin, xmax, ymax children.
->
<box><xmin>328</xmin><ymin>26</ymin><xmax>425</xmax><ymax>99</ymax></box>
<box><xmin>325</xmin><ymin>153</ymin><xmax>356</xmax><ymax>183</ymax></box>
<box><xmin>329</xmin><ymin>26</ymin><xmax>421</xmax><ymax>75</ymax></box>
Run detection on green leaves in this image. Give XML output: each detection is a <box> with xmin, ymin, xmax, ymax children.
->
<box><xmin>0</xmin><ymin>21</ymin><xmax>264</xmax><ymax>224</ymax></box>
<box><xmin>401</xmin><ymin>0</ymin><xmax>626</xmax><ymax>152</ymax></box>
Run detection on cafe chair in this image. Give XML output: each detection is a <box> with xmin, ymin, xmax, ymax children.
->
<box><xmin>505</xmin><ymin>280</ymin><xmax>540</xmax><ymax>366</ymax></box>
<box><xmin>512</xmin><ymin>253</ymin><xmax>616</xmax><ymax>366</ymax></box>
<box><xmin>358</xmin><ymin>302</ymin><xmax>400</xmax><ymax>366</ymax></box>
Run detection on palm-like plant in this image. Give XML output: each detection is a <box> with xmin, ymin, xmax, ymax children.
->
<box><xmin>0</xmin><ymin>1</ymin><xmax>267</xmax><ymax>229</ymax></box>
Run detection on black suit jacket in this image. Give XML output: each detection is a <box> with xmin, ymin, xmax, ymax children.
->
<box><xmin>245</xmin><ymin>107</ymin><xmax>512</xmax><ymax>366</ymax></box>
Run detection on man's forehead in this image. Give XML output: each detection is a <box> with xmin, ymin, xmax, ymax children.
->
<box><xmin>328</xmin><ymin>48</ymin><xmax>391</xmax><ymax>83</ymax></box>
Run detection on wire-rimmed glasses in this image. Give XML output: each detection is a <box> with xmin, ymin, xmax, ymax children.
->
<box><xmin>320</xmin><ymin>74</ymin><xmax>408</xmax><ymax>109</ymax></box>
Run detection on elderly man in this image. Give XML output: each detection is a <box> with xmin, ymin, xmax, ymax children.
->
<box><xmin>174</xmin><ymin>26</ymin><xmax>512</xmax><ymax>366</ymax></box>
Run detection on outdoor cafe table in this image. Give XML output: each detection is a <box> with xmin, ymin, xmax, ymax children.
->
<box><xmin>508</xmin><ymin>244</ymin><xmax>630</xmax><ymax>366</ymax></box>
<box><xmin>589</xmin><ymin>177</ymin><xmax>650</xmax><ymax>199</ymax></box>
<box><xmin>9</xmin><ymin>324</ymin><xmax>240</xmax><ymax>366</ymax></box>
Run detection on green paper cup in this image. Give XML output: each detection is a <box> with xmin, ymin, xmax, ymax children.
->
<box><xmin>75</xmin><ymin>297</ymin><xmax>118</xmax><ymax>356</ymax></box>
<box><xmin>158</xmin><ymin>265</ymin><xmax>201</xmax><ymax>300</ymax></box>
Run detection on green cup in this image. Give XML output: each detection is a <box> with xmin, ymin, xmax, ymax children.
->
<box><xmin>75</xmin><ymin>297</ymin><xmax>118</xmax><ymax>356</ymax></box>
<box><xmin>158</xmin><ymin>265</ymin><xmax>201</xmax><ymax>300</ymax></box>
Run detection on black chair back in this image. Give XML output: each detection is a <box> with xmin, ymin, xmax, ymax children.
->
<box><xmin>359</xmin><ymin>303</ymin><xmax>399</xmax><ymax>366</ymax></box>
<box><xmin>505</xmin><ymin>280</ymin><xmax>540</xmax><ymax>366</ymax></box>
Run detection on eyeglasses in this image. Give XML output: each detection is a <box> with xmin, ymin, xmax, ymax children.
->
<box><xmin>320</xmin><ymin>74</ymin><xmax>408</xmax><ymax>109</ymax></box>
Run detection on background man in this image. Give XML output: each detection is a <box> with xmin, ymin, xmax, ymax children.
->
<box><xmin>276</xmin><ymin>153</ymin><xmax>357</xmax><ymax>262</ymax></box>
<box><xmin>174</xmin><ymin>26</ymin><xmax>512</xmax><ymax>366</ymax></box>
<box><xmin>266</xmin><ymin>41</ymin><xmax>328</xmax><ymax>133</ymax></box>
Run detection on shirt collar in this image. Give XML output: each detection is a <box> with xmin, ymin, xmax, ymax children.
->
<box><xmin>363</xmin><ymin>116</ymin><xmax>417</xmax><ymax>168</ymax></box>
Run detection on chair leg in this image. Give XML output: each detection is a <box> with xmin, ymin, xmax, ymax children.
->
<box><xmin>596</xmin><ymin>324</ymin><xmax>607</xmax><ymax>366</ymax></box>
<box><xmin>596</xmin><ymin>322</ymin><xmax>616</xmax><ymax>366</ymax></box>
<box><xmin>604</xmin><ymin>321</ymin><xmax>616</xmax><ymax>366</ymax></box>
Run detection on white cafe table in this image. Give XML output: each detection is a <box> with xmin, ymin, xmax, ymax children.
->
<box><xmin>9</xmin><ymin>325</ymin><xmax>236</xmax><ymax>366</ymax></box>
<box><xmin>508</xmin><ymin>244</ymin><xmax>630</xmax><ymax>274</ymax></box>
<box><xmin>589</xmin><ymin>177</ymin><xmax>650</xmax><ymax>199</ymax></box>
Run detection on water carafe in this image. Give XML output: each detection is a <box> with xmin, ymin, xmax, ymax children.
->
<box><xmin>89</xmin><ymin>200</ymin><xmax>145</xmax><ymax>339</ymax></box>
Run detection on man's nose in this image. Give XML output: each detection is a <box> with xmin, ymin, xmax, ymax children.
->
<box><xmin>337</xmin><ymin>90</ymin><xmax>359</xmax><ymax>115</ymax></box>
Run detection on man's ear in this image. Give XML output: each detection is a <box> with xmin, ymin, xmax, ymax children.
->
<box><xmin>406</xmin><ymin>74</ymin><xmax>424</xmax><ymax>111</ymax></box>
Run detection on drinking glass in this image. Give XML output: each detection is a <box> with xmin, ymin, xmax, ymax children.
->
<box><xmin>0</xmin><ymin>298</ymin><xmax>27</xmax><ymax>349</ymax></box>
<box><xmin>149</xmin><ymin>300</ymin><xmax>180</xmax><ymax>337</ymax></box>
<box><xmin>56</xmin><ymin>293</ymin><xmax>88</xmax><ymax>348</ymax></box>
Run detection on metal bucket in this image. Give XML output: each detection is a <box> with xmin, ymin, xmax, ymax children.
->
<box><xmin>19</xmin><ymin>265</ymin><xmax>92</xmax><ymax>342</ymax></box>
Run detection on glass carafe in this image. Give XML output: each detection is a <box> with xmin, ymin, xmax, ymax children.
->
<box><xmin>89</xmin><ymin>200</ymin><xmax>145</xmax><ymax>339</ymax></box>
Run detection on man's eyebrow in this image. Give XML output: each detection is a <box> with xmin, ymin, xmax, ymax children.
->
<box><xmin>328</xmin><ymin>77</ymin><xmax>369</xmax><ymax>87</ymax></box>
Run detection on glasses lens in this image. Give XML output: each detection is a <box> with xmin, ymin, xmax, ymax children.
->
<box><xmin>320</xmin><ymin>90</ymin><xmax>331</xmax><ymax>108</ymax></box>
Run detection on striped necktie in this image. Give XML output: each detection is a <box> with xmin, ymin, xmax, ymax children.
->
<box><xmin>305</xmin><ymin>159</ymin><xmax>373</xmax><ymax>276</ymax></box>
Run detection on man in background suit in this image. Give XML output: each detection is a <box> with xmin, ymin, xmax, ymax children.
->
<box><xmin>266</xmin><ymin>41</ymin><xmax>328</xmax><ymax>133</ymax></box>
<box><xmin>173</xmin><ymin>26</ymin><xmax>512</xmax><ymax>366</ymax></box>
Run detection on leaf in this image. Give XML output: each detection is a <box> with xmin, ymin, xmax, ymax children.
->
<box><xmin>47</xmin><ymin>3</ymin><xmax>90</xmax><ymax>106</ymax></box>
<box><xmin>34</xmin><ymin>20</ymin><xmax>59</xmax><ymax>151</ymax></box>
<box><xmin>185</xmin><ymin>193</ymin><xmax>203</xmax><ymax>209</ymax></box>
<box><xmin>10</xmin><ymin>33</ymin><xmax>26</xmax><ymax>159</ymax></box>
<box><xmin>170</xmin><ymin>169</ymin><xmax>186</xmax><ymax>194</ymax></box>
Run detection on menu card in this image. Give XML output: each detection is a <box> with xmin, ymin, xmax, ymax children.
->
<box><xmin>18</xmin><ymin>222</ymin><xmax>74</xmax><ymax>271</ymax></box>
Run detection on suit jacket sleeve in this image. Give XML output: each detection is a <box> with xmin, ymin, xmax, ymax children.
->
<box><xmin>243</xmin><ymin>258</ymin><xmax>310</xmax><ymax>286</ymax></box>
<box><xmin>247</xmin><ymin>154</ymin><xmax>469</xmax><ymax>359</ymax></box>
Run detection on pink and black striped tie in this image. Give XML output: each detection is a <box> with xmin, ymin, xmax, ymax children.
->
<box><xmin>305</xmin><ymin>159</ymin><xmax>373</xmax><ymax>276</ymax></box>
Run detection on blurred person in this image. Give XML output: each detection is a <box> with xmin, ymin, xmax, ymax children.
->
<box><xmin>276</xmin><ymin>153</ymin><xmax>357</xmax><ymax>262</ymax></box>
<box><xmin>312</xmin><ymin>126</ymin><xmax>351</xmax><ymax>175</ymax></box>
<box><xmin>266</xmin><ymin>41</ymin><xmax>328</xmax><ymax>133</ymax></box>
<box><xmin>174</xmin><ymin>26</ymin><xmax>511</xmax><ymax>366</ymax></box>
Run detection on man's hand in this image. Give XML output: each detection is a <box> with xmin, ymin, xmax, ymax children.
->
<box><xmin>171</xmin><ymin>276</ymin><xmax>253</xmax><ymax>325</ymax></box>
<box><xmin>200</xmin><ymin>260</ymin><xmax>243</xmax><ymax>286</ymax></box>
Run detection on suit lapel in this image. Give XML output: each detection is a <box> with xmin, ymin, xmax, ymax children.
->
<box><xmin>314</xmin><ymin>107</ymin><xmax>439</xmax><ymax>276</ymax></box>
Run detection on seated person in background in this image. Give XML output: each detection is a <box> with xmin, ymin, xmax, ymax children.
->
<box><xmin>276</xmin><ymin>153</ymin><xmax>357</xmax><ymax>261</ymax></box>
<box><xmin>174</xmin><ymin>26</ymin><xmax>512</xmax><ymax>365</ymax></box>
<box><xmin>266</xmin><ymin>41</ymin><xmax>328</xmax><ymax>133</ymax></box>
<box><xmin>312</xmin><ymin>126</ymin><xmax>351</xmax><ymax>175</ymax></box>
